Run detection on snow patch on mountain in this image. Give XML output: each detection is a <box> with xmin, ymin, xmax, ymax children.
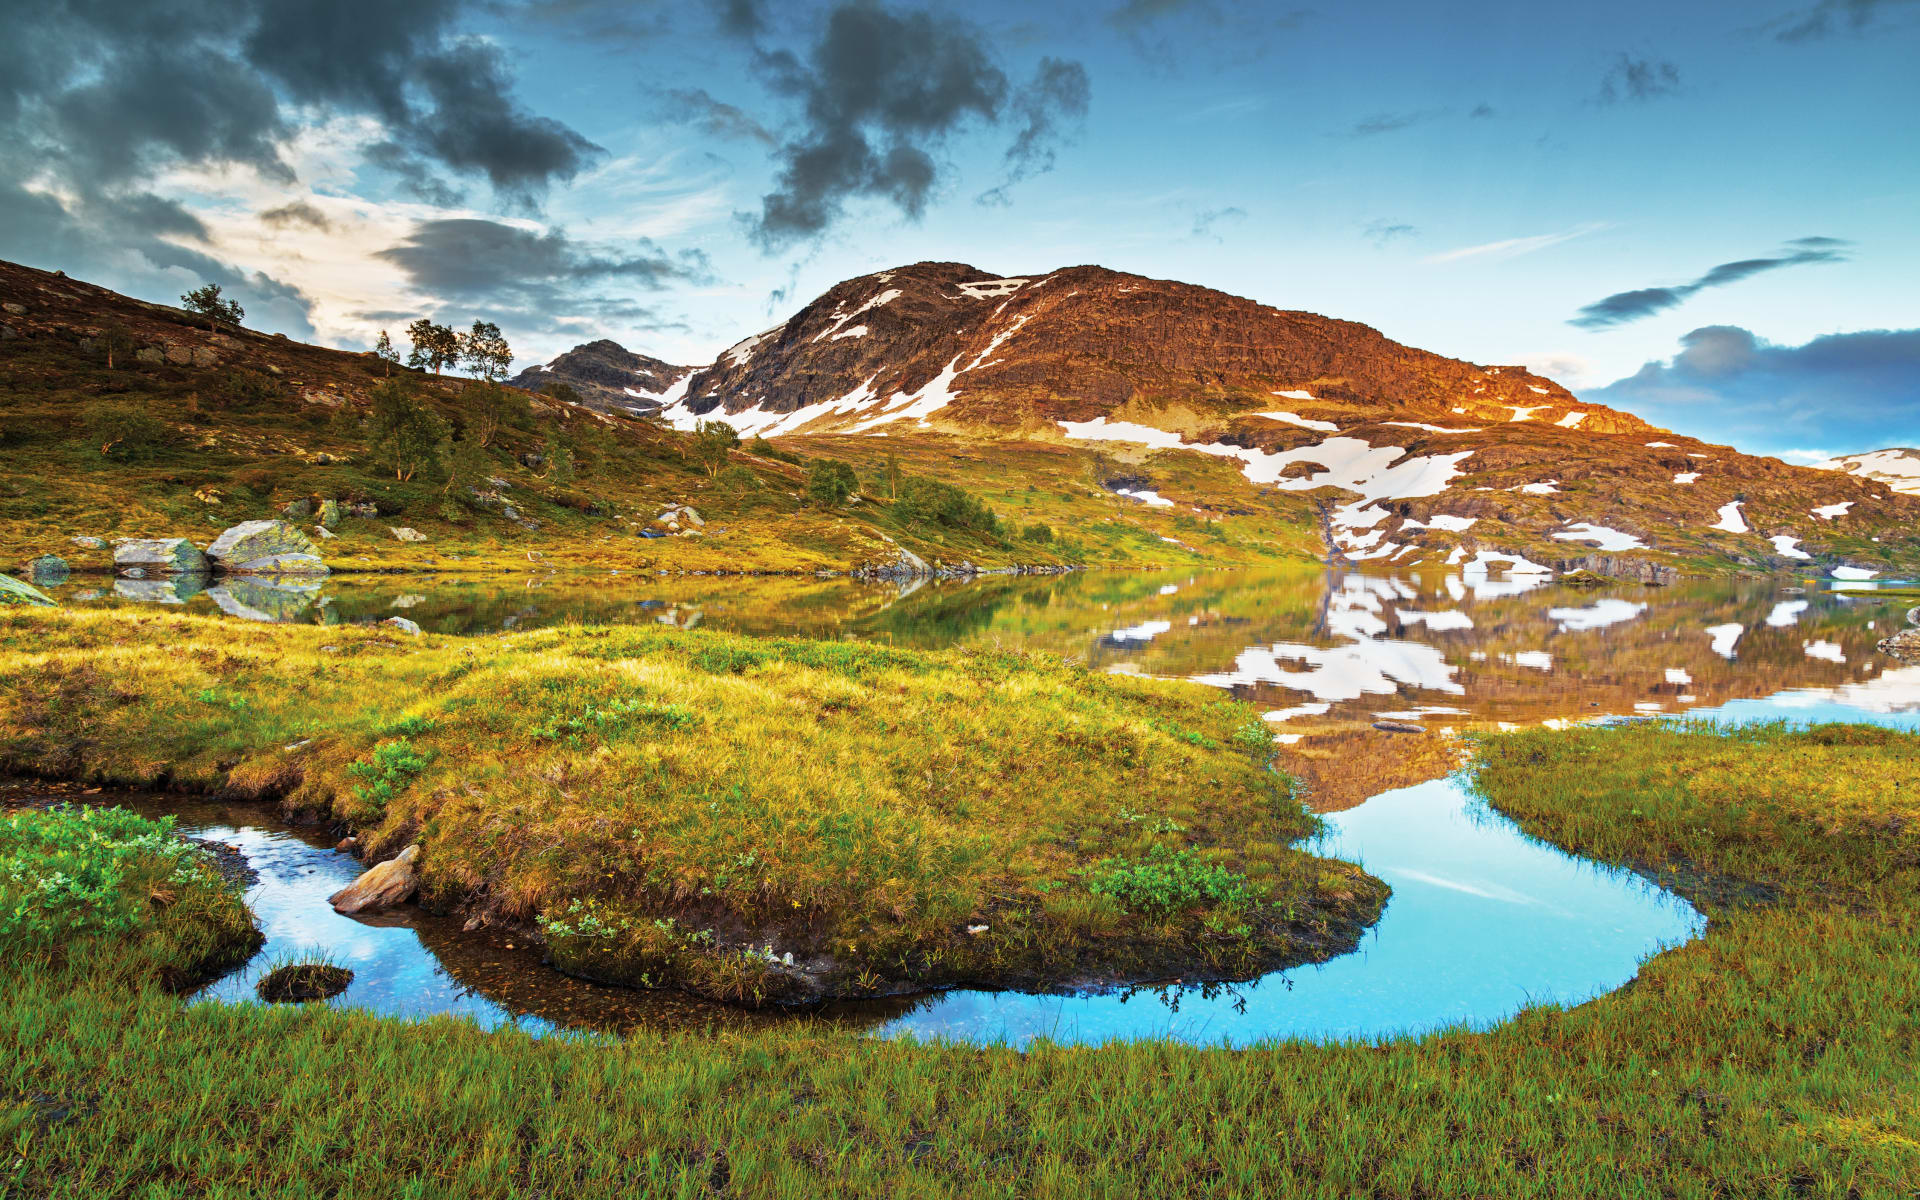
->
<box><xmin>1814</xmin><ymin>448</ymin><xmax>1920</xmax><ymax>494</ymax></box>
<box><xmin>1257</xmin><ymin>410</ymin><xmax>1340</xmax><ymax>432</ymax></box>
<box><xmin>1553</xmin><ymin>523</ymin><xmax>1647</xmax><ymax>552</ymax></box>
<box><xmin>1769</xmin><ymin>535</ymin><xmax>1812</xmax><ymax>560</ymax></box>
<box><xmin>1709</xmin><ymin>501</ymin><xmax>1749</xmax><ymax>534</ymax></box>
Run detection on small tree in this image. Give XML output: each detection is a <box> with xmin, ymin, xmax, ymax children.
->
<box><xmin>458</xmin><ymin>380</ymin><xmax>527</xmax><ymax>448</ymax></box>
<box><xmin>374</xmin><ymin>330</ymin><xmax>400</xmax><ymax>377</ymax></box>
<box><xmin>806</xmin><ymin>459</ymin><xmax>859</xmax><ymax>507</ymax></box>
<box><xmin>405</xmin><ymin>318</ymin><xmax>460</xmax><ymax>375</ymax></box>
<box><xmin>691</xmin><ymin>419</ymin><xmax>739</xmax><ymax>477</ymax></box>
<box><xmin>180</xmin><ymin>283</ymin><xmax>243</xmax><ymax>332</ymax></box>
<box><xmin>366</xmin><ymin>379</ymin><xmax>448</xmax><ymax>482</ymax></box>
<box><xmin>542</xmin><ymin>432</ymin><xmax>577</xmax><ymax>485</ymax></box>
<box><xmin>541</xmin><ymin>380</ymin><xmax>584</xmax><ymax>408</ymax></box>
<box><xmin>885</xmin><ymin>452</ymin><xmax>901</xmax><ymax>500</ymax></box>
<box><xmin>442</xmin><ymin>431</ymin><xmax>493</xmax><ymax>500</ymax></box>
<box><xmin>460</xmin><ymin>320</ymin><xmax>512</xmax><ymax>381</ymax></box>
<box><xmin>97</xmin><ymin>322</ymin><xmax>136</xmax><ymax>369</ymax></box>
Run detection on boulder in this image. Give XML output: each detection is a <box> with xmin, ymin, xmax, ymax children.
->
<box><xmin>0</xmin><ymin>573</ymin><xmax>57</xmax><ymax>607</ymax></box>
<box><xmin>1879</xmin><ymin>627</ymin><xmax>1920</xmax><ymax>663</ymax></box>
<box><xmin>113</xmin><ymin>538</ymin><xmax>209</xmax><ymax>576</ymax></box>
<box><xmin>327</xmin><ymin>845</ymin><xmax>420</xmax><ymax>914</ymax></box>
<box><xmin>24</xmin><ymin>554</ymin><xmax>69</xmax><ymax>585</ymax></box>
<box><xmin>70</xmin><ymin>536</ymin><xmax>105</xmax><ymax>549</ymax></box>
<box><xmin>279</xmin><ymin>497</ymin><xmax>313</xmax><ymax>521</ymax></box>
<box><xmin>389</xmin><ymin>527</ymin><xmax>428</xmax><ymax>543</ymax></box>
<box><xmin>316</xmin><ymin>499</ymin><xmax>341</xmax><ymax>528</ymax></box>
<box><xmin>206</xmin><ymin>520</ymin><xmax>327</xmax><ymax>576</ymax></box>
<box><xmin>312</xmin><ymin>525</ymin><xmax>336</xmax><ymax>540</ymax></box>
<box><xmin>382</xmin><ymin>616</ymin><xmax>422</xmax><ymax>636</ymax></box>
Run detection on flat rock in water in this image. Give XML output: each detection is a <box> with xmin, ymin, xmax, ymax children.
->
<box><xmin>0</xmin><ymin>573</ymin><xmax>57</xmax><ymax>607</ymax></box>
<box><xmin>113</xmin><ymin>537</ymin><xmax>209</xmax><ymax>576</ymax></box>
<box><xmin>1373</xmin><ymin>721</ymin><xmax>1427</xmax><ymax>735</ymax></box>
<box><xmin>206</xmin><ymin>520</ymin><xmax>327</xmax><ymax>576</ymax></box>
<box><xmin>328</xmin><ymin>845</ymin><xmax>420</xmax><ymax>914</ymax></box>
<box><xmin>24</xmin><ymin>554</ymin><xmax>69</xmax><ymax>585</ymax></box>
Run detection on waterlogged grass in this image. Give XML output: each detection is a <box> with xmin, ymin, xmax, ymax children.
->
<box><xmin>0</xmin><ymin>607</ymin><xmax>1385</xmax><ymax>1002</ymax></box>
<box><xmin>3</xmin><ymin>720</ymin><xmax>1918</xmax><ymax>1196</ymax></box>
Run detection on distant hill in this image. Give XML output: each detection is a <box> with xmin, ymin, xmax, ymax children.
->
<box><xmin>532</xmin><ymin>261</ymin><xmax>1920</xmax><ymax>578</ymax></box>
<box><xmin>506</xmin><ymin>340</ymin><xmax>691</xmax><ymax>416</ymax></box>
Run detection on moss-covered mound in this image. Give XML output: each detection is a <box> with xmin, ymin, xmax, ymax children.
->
<box><xmin>0</xmin><ymin>607</ymin><xmax>1385</xmax><ymax>1003</ymax></box>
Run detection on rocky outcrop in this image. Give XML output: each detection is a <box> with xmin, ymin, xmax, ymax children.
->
<box><xmin>114</xmin><ymin>538</ymin><xmax>209</xmax><ymax>577</ymax></box>
<box><xmin>1879</xmin><ymin>609</ymin><xmax>1920</xmax><ymax>662</ymax></box>
<box><xmin>328</xmin><ymin>845</ymin><xmax>420</xmax><ymax>914</ymax></box>
<box><xmin>206</xmin><ymin>520</ymin><xmax>327</xmax><ymax>575</ymax></box>
<box><xmin>0</xmin><ymin>573</ymin><xmax>57</xmax><ymax>606</ymax></box>
<box><xmin>1551</xmin><ymin>555</ymin><xmax>1681</xmax><ymax>586</ymax></box>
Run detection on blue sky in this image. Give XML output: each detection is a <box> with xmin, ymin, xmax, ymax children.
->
<box><xmin>4</xmin><ymin>0</ymin><xmax>1916</xmax><ymax>456</ymax></box>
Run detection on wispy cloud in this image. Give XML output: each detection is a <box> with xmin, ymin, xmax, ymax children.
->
<box><xmin>1344</xmin><ymin>109</ymin><xmax>1446</xmax><ymax>138</ymax></box>
<box><xmin>1596</xmin><ymin>53</ymin><xmax>1682</xmax><ymax>104</ymax></box>
<box><xmin>1363</xmin><ymin>219</ymin><xmax>1417</xmax><ymax>246</ymax></box>
<box><xmin>1569</xmin><ymin>238</ymin><xmax>1851</xmax><ymax>329</ymax></box>
<box><xmin>1191</xmin><ymin>205</ymin><xmax>1246</xmax><ymax>240</ymax></box>
<box><xmin>1425</xmin><ymin>223</ymin><xmax>1608</xmax><ymax>264</ymax></box>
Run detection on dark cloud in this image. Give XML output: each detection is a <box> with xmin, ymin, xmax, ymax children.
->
<box><xmin>1762</xmin><ymin>0</ymin><xmax>1919</xmax><ymax>41</ymax></box>
<box><xmin>373</xmin><ymin>218</ymin><xmax>708</xmax><ymax>332</ymax></box>
<box><xmin>1191</xmin><ymin>206</ymin><xmax>1247</xmax><ymax>240</ymax></box>
<box><xmin>260</xmin><ymin>201</ymin><xmax>332</xmax><ymax>231</ymax></box>
<box><xmin>5</xmin><ymin>0</ymin><xmax>599</xmax><ymax>210</ymax></box>
<box><xmin>1570</xmin><ymin>239</ymin><xmax>1850</xmax><ymax>329</ymax></box>
<box><xmin>711</xmin><ymin>0</ymin><xmax>770</xmax><ymax>39</ymax></box>
<box><xmin>665</xmin><ymin>88</ymin><xmax>776</xmax><ymax>146</ymax></box>
<box><xmin>731</xmin><ymin>3</ymin><xmax>1089</xmax><ymax>249</ymax></box>
<box><xmin>1585</xmin><ymin>325</ymin><xmax>1920</xmax><ymax>455</ymax></box>
<box><xmin>1364</xmin><ymin>220</ymin><xmax>1417</xmax><ymax>246</ymax></box>
<box><xmin>1345</xmin><ymin>110</ymin><xmax>1445</xmax><ymax>137</ymax></box>
<box><xmin>978</xmin><ymin>57</ymin><xmax>1091</xmax><ymax>205</ymax></box>
<box><xmin>1104</xmin><ymin>0</ymin><xmax>1312</xmax><ymax>62</ymax></box>
<box><xmin>1596</xmin><ymin>54</ymin><xmax>1682</xmax><ymax>103</ymax></box>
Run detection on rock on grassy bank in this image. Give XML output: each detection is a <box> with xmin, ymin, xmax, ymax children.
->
<box><xmin>0</xmin><ymin>608</ymin><xmax>1385</xmax><ymax>1004</ymax></box>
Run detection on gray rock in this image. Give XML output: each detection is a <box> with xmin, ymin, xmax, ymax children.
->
<box><xmin>24</xmin><ymin>554</ymin><xmax>69</xmax><ymax>585</ymax></box>
<box><xmin>206</xmin><ymin>520</ymin><xmax>327</xmax><ymax>576</ymax></box>
<box><xmin>114</xmin><ymin>537</ymin><xmax>209</xmax><ymax>576</ymax></box>
<box><xmin>382</xmin><ymin>616</ymin><xmax>422</xmax><ymax>635</ymax></box>
<box><xmin>70</xmin><ymin>536</ymin><xmax>105</xmax><ymax>549</ymax></box>
<box><xmin>1879</xmin><ymin>627</ymin><xmax>1920</xmax><ymax>663</ymax></box>
<box><xmin>279</xmin><ymin>497</ymin><xmax>313</xmax><ymax>520</ymax></box>
<box><xmin>389</xmin><ymin>527</ymin><xmax>428</xmax><ymax>543</ymax></box>
<box><xmin>312</xmin><ymin>525</ymin><xmax>336</xmax><ymax>540</ymax></box>
<box><xmin>0</xmin><ymin>302</ymin><xmax>24</xmax><ymax>316</ymax></box>
<box><xmin>316</xmin><ymin>499</ymin><xmax>341</xmax><ymax>528</ymax></box>
<box><xmin>0</xmin><ymin>573</ymin><xmax>57</xmax><ymax>607</ymax></box>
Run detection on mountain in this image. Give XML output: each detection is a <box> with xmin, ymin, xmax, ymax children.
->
<box><xmin>506</xmin><ymin>339</ymin><xmax>691</xmax><ymax>416</ymax></box>
<box><xmin>546</xmin><ymin>261</ymin><xmax>1920</xmax><ymax>578</ymax></box>
<box><xmin>1816</xmin><ymin>449</ymin><xmax>1920</xmax><ymax>496</ymax></box>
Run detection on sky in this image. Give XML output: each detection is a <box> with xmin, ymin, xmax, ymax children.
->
<box><xmin>4</xmin><ymin>0</ymin><xmax>1917</xmax><ymax>459</ymax></box>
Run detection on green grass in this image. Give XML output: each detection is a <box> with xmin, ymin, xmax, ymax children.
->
<box><xmin>3</xmin><ymin>719</ymin><xmax>1918</xmax><ymax>1196</ymax></box>
<box><xmin>0</xmin><ymin>607</ymin><xmax>1385</xmax><ymax>1002</ymax></box>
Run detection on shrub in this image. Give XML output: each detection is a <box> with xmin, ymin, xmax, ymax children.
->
<box><xmin>0</xmin><ymin>807</ymin><xmax>204</xmax><ymax>948</ymax></box>
<box><xmin>691</xmin><ymin>420</ymin><xmax>739</xmax><ymax>477</ymax></box>
<box><xmin>893</xmin><ymin>476</ymin><xmax>1000</xmax><ymax>534</ymax></box>
<box><xmin>217</xmin><ymin>368</ymin><xmax>281</xmax><ymax>410</ymax></box>
<box><xmin>1021</xmin><ymin>522</ymin><xmax>1054</xmax><ymax>543</ymax></box>
<box><xmin>806</xmin><ymin>459</ymin><xmax>859</xmax><ymax>507</ymax></box>
<box><xmin>86</xmin><ymin>402</ymin><xmax>173</xmax><ymax>459</ymax></box>
<box><xmin>747</xmin><ymin>436</ymin><xmax>802</xmax><ymax>464</ymax></box>
<box><xmin>1085</xmin><ymin>844</ymin><xmax>1253</xmax><ymax>915</ymax></box>
<box><xmin>366</xmin><ymin>380</ymin><xmax>448</xmax><ymax>482</ymax></box>
<box><xmin>346</xmin><ymin>738</ymin><xmax>432</xmax><ymax>816</ymax></box>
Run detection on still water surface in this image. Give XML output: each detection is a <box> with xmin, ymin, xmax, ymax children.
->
<box><xmin>49</xmin><ymin>565</ymin><xmax>1920</xmax><ymax>1045</ymax></box>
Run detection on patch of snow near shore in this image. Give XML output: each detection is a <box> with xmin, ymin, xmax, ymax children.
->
<box><xmin>1666</xmin><ymin>668</ymin><xmax>1693</xmax><ymax>685</ymax></box>
<box><xmin>1460</xmin><ymin>550</ymin><xmax>1554</xmax><ymax>576</ymax></box>
<box><xmin>1769</xmin><ymin>535</ymin><xmax>1812</xmax><ymax>560</ymax></box>
<box><xmin>1400</xmin><ymin>514</ymin><xmax>1478</xmax><ymax>532</ymax></box>
<box><xmin>1766</xmin><ymin>600</ymin><xmax>1809</xmax><ymax>627</ymax></box>
<box><xmin>1114</xmin><ymin>488</ymin><xmax>1174</xmax><ymax>508</ymax></box>
<box><xmin>1706</xmin><ymin>623</ymin><xmax>1743</xmax><ymax>659</ymax></box>
<box><xmin>1501</xmin><ymin>650</ymin><xmax>1554</xmax><ymax>671</ymax></box>
<box><xmin>1803</xmin><ymin>640</ymin><xmax>1845</xmax><ymax>663</ymax></box>
<box><xmin>1256</xmin><ymin>411</ymin><xmax>1340</xmax><ymax>432</ymax></box>
<box><xmin>1516</xmin><ymin>481</ymin><xmax>1560</xmax><ymax>495</ymax></box>
<box><xmin>1264</xmin><ymin>701</ymin><xmax>1333</xmax><ymax>723</ymax></box>
<box><xmin>1646</xmin><ymin>441</ymin><xmax>1676</xmax><ymax>448</ymax></box>
<box><xmin>1548</xmin><ymin>599</ymin><xmax>1648</xmax><ymax>631</ymax></box>
<box><xmin>1674</xmin><ymin>472</ymin><xmax>1700</xmax><ymax>484</ymax></box>
<box><xmin>1812</xmin><ymin>502</ymin><xmax>1853</xmax><ymax>519</ymax></box>
<box><xmin>1272</xmin><ymin>389</ymin><xmax>1317</xmax><ymax>401</ymax></box>
<box><xmin>1383</xmin><ymin>421</ymin><xmax>1484</xmax><ymax>434</ymax></box>
<box><xmin>1400</xmin><ymin>609</ymin><xmax>1475</xmax><ymax>631</ymax></box>
<box><xmin>1831</xmin><ymin>565</ymin><xmax>1878</xmax><ymax>580</ymax></box>
<box><xmin>1709</xmin><ymin>501</ymin><xmax>1749</xmax><ymax>533</ymax></box>
<box><xmin>1057</xmin><ymin>421</ymin><xmax>1473</xmax><ymax>502</ymax></box>
<box><xmin>1552</xmin><ymin>523</ymin><xmax>1646</xmax><ymax>552</ymax></box>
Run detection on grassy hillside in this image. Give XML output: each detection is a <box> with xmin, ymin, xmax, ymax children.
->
<box><xmin>0</xmin><ymin>258</ymin><xmax>1318</xmax><ymax>575</ymax></box>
